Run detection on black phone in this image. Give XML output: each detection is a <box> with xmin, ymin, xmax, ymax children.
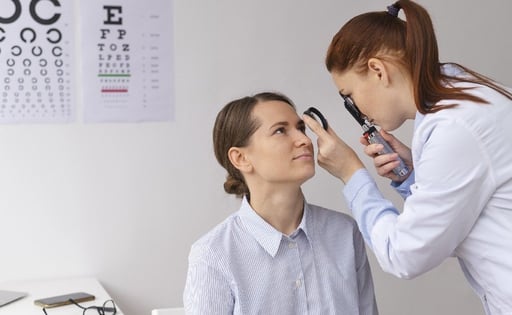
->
<box><xmin>34</xmin><ymin>292</ymin><xmax>95</xmax><ymax>308</ymax></box>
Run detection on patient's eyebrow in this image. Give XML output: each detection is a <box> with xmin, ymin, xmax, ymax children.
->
<box><xmin>269</xmin><ymin>121</ymin><xmax>289</xmax><ymax>129</ymax></box>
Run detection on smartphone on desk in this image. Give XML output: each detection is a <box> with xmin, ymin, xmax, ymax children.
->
<box><xmin>34</xmin><ymin>292</ymin><xmax>95</xmax><ymax>308</ymax></box>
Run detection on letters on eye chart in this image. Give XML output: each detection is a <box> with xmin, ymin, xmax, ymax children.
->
<box><xmin>81</xmin><ymin>1</ymin><xmax>174</xmax><ymax>123</ymax></box>
<box><xmin>0</xmin><ymin>0</ymin><xmax>174</xmax><ymax>124</ymax></box>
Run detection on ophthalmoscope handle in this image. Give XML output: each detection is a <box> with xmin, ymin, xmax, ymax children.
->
<box><xmin>365</xmin><ymin>127</ymin><xmax>410</xmax><ymax>178</ymax></box>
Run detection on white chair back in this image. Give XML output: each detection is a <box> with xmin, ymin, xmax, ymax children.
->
<box><xmin>151</xmin><ymin>307</ymin><xmax>185</xmax><ymax>315</ymax></box>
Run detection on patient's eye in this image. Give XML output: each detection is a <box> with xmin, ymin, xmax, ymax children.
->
<box><xmin>274</xmin><ymin>127</ymin><xmax>285</xmax><ymax>135</ymax></box>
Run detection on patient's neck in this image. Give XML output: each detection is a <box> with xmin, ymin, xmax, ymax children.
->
<box><xmin>249</xmin><ymin>187</ymin><xmax>304</xmax><ymax>236</ymax></box>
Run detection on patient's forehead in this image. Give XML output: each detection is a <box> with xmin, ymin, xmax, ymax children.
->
<box><xmin>252</xmin><ymin>100</ymin><xmax>298</xmax><ymax>125</ymax></box>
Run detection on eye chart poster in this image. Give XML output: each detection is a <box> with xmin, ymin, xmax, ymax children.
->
<box><xmin>0</xmin><ymin>0</ymin><xmax>74</xmax><ymax>123</ymax></box>
<box><xmin>80</xmin><ymin>0</ymin><xmax>174</xmax><ymax>123</ymax></box>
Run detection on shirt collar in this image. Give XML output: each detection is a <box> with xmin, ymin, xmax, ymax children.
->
<box><xmin>238</xmin><ymin>196</ymin><xmax>311</xmax><ymax>257</ymax></box>
<box><xmin>414</xmin><ymin>111</ymin><xmax>425</xmax><ymax>130</ymax></box>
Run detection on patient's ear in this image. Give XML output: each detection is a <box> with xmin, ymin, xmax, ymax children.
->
<box><xmin>228</xmin><ymin>147</ymin><xmax>253</xmax><ymax>173</ymax></box>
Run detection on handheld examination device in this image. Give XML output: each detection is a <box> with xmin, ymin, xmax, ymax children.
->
<box><xmin>304</xmin><ymin>107</ymin><xmax>328</xmax><ymax>130</ymax></box>
<box><xmin>341</xmin><ymin>94</ymin><xmax>410</xmax><ymax>177</ymax></box>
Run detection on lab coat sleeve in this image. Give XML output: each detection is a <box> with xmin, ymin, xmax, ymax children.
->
<box><xmin>346</xmin><ymin>118</ymin><xmax>494</xmax><ymax>279</ymax></box>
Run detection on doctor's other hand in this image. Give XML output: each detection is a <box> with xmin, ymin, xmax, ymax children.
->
<box><xmin>303</xmin><ymin>114</ymin><xmax>365</xmax><ymax>184</ymax></box>
<box><xmin>360</xmin><ymin>129</ymin><xmax>413</xmax><ymax>183</ymax></box>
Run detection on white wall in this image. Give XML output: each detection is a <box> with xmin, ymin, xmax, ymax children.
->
<box><xmin>1</xmin><ymin>1</ymin><xmax>511</xmax><ymax>314</ymax></box>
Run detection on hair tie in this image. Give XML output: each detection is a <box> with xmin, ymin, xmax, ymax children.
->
<box><xmin>386</xmin><ymin>3</ymin><xmax>401</xmax><ymax>17</ymax></box>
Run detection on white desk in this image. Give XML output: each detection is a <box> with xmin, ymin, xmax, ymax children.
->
<box><xmin>0</xmin><ymin>277</ymin><xmax>124</xmax><ymax>315</ymax></box>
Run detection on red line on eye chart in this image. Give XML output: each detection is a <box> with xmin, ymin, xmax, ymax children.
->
<box><xmin>99</xmin><ymin>74</ymin><xmax>130</xmax><ymax>93</ymax></box>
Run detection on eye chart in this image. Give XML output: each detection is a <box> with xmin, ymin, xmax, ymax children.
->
<box><xmin>0</xmin><ymin>0</ymin><xmax>74</xmax><ymax>123</ymax></box>
<box><xmin>80</xmin><ymin>0</ymin><xmax>174</xmax><ymax>123</ymax></box>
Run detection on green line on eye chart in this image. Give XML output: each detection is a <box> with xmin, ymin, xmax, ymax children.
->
<box><xmin>97</xmin><ymin>74</ymin><xmax>131</xmax><ymax>77</ymax></box>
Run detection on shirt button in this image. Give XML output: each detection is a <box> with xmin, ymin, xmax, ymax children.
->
<box><xmin>295</xmin><ymin>279</ymin><xmax>302</xmax><ymax>288</ymax></box>
<box><xmin>288</xmin><ymin>242</ymin><xmax>297</xmax><ymax>249</ymax></box>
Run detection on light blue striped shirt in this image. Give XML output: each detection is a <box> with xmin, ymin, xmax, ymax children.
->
<box><xmin>184</xmin><ymin>197</ymin><xmax>378</xmax><ymax>314</ymax></box>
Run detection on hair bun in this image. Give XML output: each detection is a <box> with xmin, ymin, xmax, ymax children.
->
<box><xmin>224</xmin><ymin>175</ymin><xmax>249</xmax><ymax>197</ymax></box>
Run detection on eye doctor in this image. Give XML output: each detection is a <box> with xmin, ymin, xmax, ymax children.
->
<box><xmin>303</xmin><ymin>1</ymin><xmax>512</xmax><ymax>314</ymax></box>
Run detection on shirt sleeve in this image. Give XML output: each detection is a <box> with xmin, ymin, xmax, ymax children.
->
<box><xmin>344</xmin><ymin>169</ymin><xmax>399</xmax><ymax>248</ymax></box>
<box><xmin>391</xmin><ymin>170</ymin><xmax>415</xmax><ymax>199</ymax></box>
<box><xmin>345</xmin><ymin>118</ymin><xmax>494</xmax><ymax>279</ymax></box>
<box><xmin>183</xmin><ymin>245</ymin><xmax>234</xmax><ymax>314</ymax></box>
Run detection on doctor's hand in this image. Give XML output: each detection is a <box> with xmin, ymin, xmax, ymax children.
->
<box><xmin>303</xmin><ymin>114</ymin><xmax>365</xmax><ymax>184</ymax></box>
<box><xmin>360</xmin><ymin>129</ymin><xmax>413</xmax><ymax>183</ymax></box>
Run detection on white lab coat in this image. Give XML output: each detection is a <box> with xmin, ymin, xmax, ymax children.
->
<box><xmin>345</xmin><ymin>78</ymin><xmax>512</xmax><ymax>314</ymax></box>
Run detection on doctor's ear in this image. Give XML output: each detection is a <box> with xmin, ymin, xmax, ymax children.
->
<box><xmin>228</xmin><ymin>147</ymin><xmax>253</xmax><ymax>173</ymax></box>
<box><xmin>367</xmin><ymin>58</ymin><xmax>388</xmax><ymax>83</ymax></box>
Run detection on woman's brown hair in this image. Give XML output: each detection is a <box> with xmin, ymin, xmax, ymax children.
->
<box><xmin>213</xmin><ymin>92</ymin><xmax>296</xmax><ymax>198</ymax></box>
<box><xmin>325</xmin><ymin>0</ymin><xmax>512</xmax><ymax>114</ymax></box>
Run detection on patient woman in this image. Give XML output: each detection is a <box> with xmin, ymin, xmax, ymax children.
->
<box><xmin>183</xmin><ymin>92</ymin><xmax>378</xmax><ymax>314</ymax></box>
